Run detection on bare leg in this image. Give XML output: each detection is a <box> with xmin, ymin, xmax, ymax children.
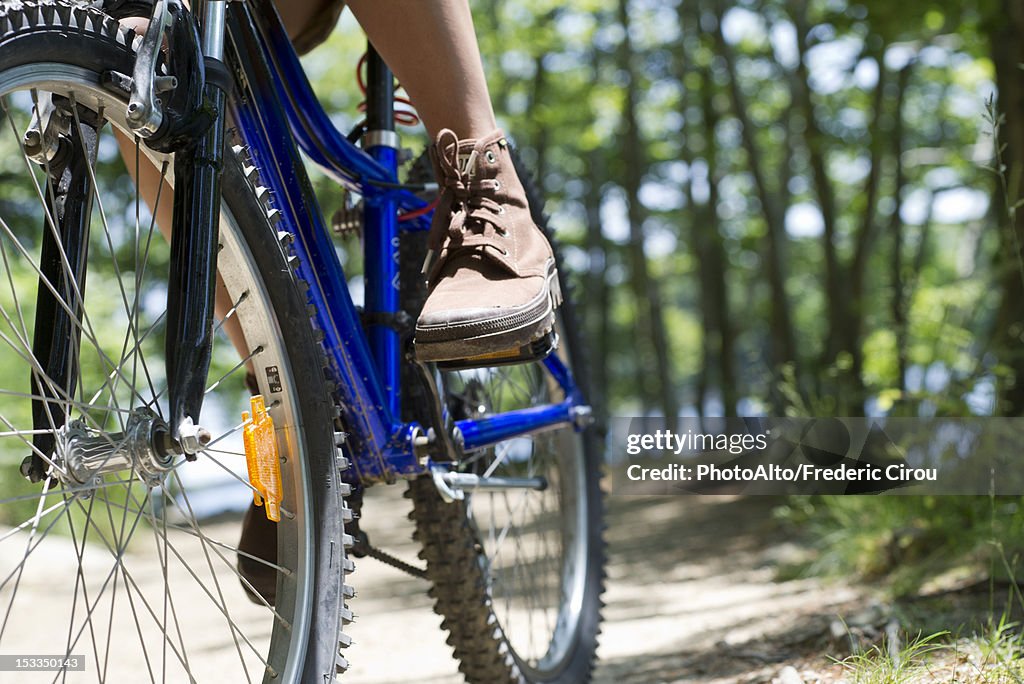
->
<box><xmin>343</xmin><ymin>1</ymin><xmax>558</xmax><ymax>363</ymax></box>
<box><xmin>345</xmin><ymin>0</ymin><xmax>498</xmax><ymax>139</ymax></box>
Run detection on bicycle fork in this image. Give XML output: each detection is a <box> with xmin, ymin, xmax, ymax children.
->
<box><xmin>163</xmin><ymin>0</ymin><xmax>229</xmax><ymax>453</ymax></box>
<box><xmin>21</xmin><ymin>97</ymin><xmax>100</xmax><ymax>483</ymax></box>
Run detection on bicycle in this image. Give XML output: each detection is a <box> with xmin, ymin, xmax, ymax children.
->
<box><xmin>0</xmin><ymin>0</ymin><xmax>605</xmax><ymax>682</ymax></box>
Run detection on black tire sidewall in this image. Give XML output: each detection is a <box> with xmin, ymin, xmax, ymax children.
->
<box><xmin>221</xmin><ymin>154</ymin><xmax>345</xmax><ymax>684</ymax></box>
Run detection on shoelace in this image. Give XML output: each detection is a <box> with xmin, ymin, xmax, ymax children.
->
<box><xmin>422</xmin><ymin>130</ymin><xmax>513</xmax><ymax>279</ymax></box>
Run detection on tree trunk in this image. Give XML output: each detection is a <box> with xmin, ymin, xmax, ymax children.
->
<box><xmin>677</xmin><ymin>0</ymin><xmax>736</xmax><ymax>416</ymax></box>
<box><xmin>988</xmin><ymin>0</ymin><xmax>1024</xmax><ymax>415</ymax></box>
<box><xmin>701</xmin><ymin>77</ymin><xmax>738</xmax><ymax>416</ymax></box>
<box><xmin>583</xmin><ymin>146</ymin><xmax>610</xmax><ymax>424</ymax></box>
<box><xmin>530</xmin><ymin>53</ymin><xmax>549</xmax><ymax>184</ymax></box>
<box><xmin>789</xmin><ymin>3</ymin><xmax>844</xmax><ymax>376</ymax></box>
<box><xmin>687</xmin><ymin>6</ymin><xmax>738</xmax><ymax>416</ymax></box>
<box><xmin>617</xmin><ymin>0</ymin><xmax>679</xmax><ymax>422</ymax></box>
<box><xmin>711</xmin><ymin>1</ymin><xmax>798</xmax><ymax>407</ymax></box>
<box><xmin>889</xmin><ymin>63</ymin><xmax>913</xmax><ymax>401</ymax></box>
<box><xmin>845</xmin><ymin>46</ymin><xmax>888</xmax><ymax>413</ymax></box>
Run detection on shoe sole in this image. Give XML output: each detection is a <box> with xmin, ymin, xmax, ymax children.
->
<box><xmin>413</xmin><ymin>260</ymin><xmax>562</xmax><ymax>364</ymax></box>
<box><xmin>436</xmin><ymin>329</ymin><xmax>560</xmax><ymax>371</ymax></box>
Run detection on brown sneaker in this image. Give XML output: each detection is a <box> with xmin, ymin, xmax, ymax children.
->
<box><xmin>414</xmin><ymin>128</ymin><xmax>561</xmax><ymax>364</ymax></box>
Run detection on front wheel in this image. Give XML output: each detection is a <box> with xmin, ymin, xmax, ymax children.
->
<box><xmin>402</xmin><ymin>153</ymin><xmax>606</xmax><ymax>683</ymax></box>
<box><xmin>0</xmin><ymin>3</ymin><xmax>349</xmax><ymax>680</ymax></box>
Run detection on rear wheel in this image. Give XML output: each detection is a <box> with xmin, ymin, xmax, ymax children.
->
<box><xmin>403</xmin><ymin>153</ymin><xmax>605</xmax><ymax>683</ymax></box>
<box><xmin>0</xmin><ymin>3</ymin><xmax>348</xmax><ymax>681</ymax></box>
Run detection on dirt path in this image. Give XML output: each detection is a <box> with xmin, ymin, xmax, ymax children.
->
<box><xmin>343</xmin><ymin>490</ymin><xmax>866</xmax><ymax>684</ymax></box>
<box><xmin>0</xmin><ymin>487</ymin><xmax>868</xmax><ymax>683</ymax></box>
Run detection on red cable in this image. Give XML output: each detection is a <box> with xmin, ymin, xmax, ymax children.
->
<box><xmin>356</xmin><ymin>51</ymin><xmax>421</xmax><ymax>128</ymax></box>
<box><xmin>398</xmin><ymin>196</ymin><xmax>440</xmax><ymax>223</ymax></box>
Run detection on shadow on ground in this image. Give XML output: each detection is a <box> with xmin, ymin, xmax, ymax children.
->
<box><xmin>342</xmin><ymin>488</ymin><xmax>866</xmax><ymax>683</ymax></box>
<box><xmin>591</xmin><ymin>494</ymin><xmax>863</xmax><ymax>684</ymax></box>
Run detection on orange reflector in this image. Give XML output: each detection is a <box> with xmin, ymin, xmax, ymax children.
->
<box><xmin>242</xmin><ymin>395</ymin><xmax>282</xmax><ymax>522</ymax></box>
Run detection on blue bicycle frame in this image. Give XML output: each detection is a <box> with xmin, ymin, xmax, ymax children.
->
<box><xmin>223</xmin><ymin>1</ymin><xmax>586</xmax><ymax>485</ymax></box>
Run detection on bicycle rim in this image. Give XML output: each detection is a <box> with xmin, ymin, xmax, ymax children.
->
<box><xmin>442</xmin><ymin>320</ymin><xmax>593</xmax><ymax>675</ymax></box>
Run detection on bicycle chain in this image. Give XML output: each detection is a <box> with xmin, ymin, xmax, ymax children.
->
<box><xmin>353</xmin><ymin>531</ymin><xmax>428</xmax><ymax>580</ymax></box>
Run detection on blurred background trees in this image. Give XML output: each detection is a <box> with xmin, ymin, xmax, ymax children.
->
<box><xmin>310</xmin><ymin>0</ymin><xmax>1020</xmax><ymax>424</ymax></box>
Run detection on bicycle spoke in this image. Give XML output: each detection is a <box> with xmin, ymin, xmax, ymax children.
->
<box><xmin>215</xmin><ymin>291</ymin><xmax>249</xmax><ymax>336</ymax></box>
<box><xmin>0</xmin><ymin>477</ymin><xmax>55</xmax><ymax>640</ymax></box>
<box><xmin>97</xmin><ymin>475</ymin><xmax>134</xmax><ymax>681</ymax></box>
<box><xmin>85</xmin><ymin>310</ymin><xmax>166</xmax><ymax>409</ymax></box>
<box><xmin>64</xmin><ymin>492</ymin><xmax>102</xmax><ymax>681</ymax></box>
<box><xmin>152</xmin><ymin>488</ymin><xmax>183</xmax><ymax>684</ymax></box>
<box><xmin>62</xmin><ymin>496</ymin><xmax>192</xmax><ymax>679</ymax></box>
<box><xmin>205</xmin><ymin>346</ymin><xmax>263</xmax><ymax>395</ymax></box>
<box><xmin>122</xmin><ymin>488</ymin><xmax>289</xmax><ymax>622</ymax></box>
<box><xmin>3</xmin><ymin>96</ymin><xmax>133</xmax><ymax>427</ymax></box>
<box><xmin>171</xmin><ymin>472</ymin><xmax>257</xmax><ymax>681</ymax></box>
<box><xmin>66</xmin><ymin>97</ymin><xmax>142</xmax><ymax>400</ymax></box>
<box><xmin>126</xmin><ymin>144</ymin><xmax>167</xmax><ymax>412</ymax></box>
<box><xmin>135</xmin><ymin>485</ymin><xmax>269</xmax><ymax>676</ymax></box>
<box><xmin>70</xmin><ymin>96</ymin><xmax>155</xmax><ymax>427</ymax></box>
<box><xmin>0</xmin><ymin>212</ymin><xmax>151</xmax><ymax>415</ymax></box>
<box><xmin>62</xmin><ymin>491</ymin><xmax>145</xmax><ymax>679</ymax></box>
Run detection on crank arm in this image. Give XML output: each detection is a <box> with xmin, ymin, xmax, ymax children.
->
<box><xmin>408</xmin><ymin>357</ymin><xmax>465</xmax><ymax>461</ymax></box>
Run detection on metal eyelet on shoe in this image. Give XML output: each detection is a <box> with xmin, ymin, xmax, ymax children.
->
<box><xmin>485</xmin><ymin>150</ymin><xmax>497</xmax><ymax>163</ymax></box>
<box><xmin>493</xmin><ymin>180</ymin><xmax>502</xmax><ymax>191</ymax></box>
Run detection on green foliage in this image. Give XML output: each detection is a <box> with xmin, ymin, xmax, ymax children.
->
<box><xmin>777</xmin><ymin>496</ymin><xmax>1024</xmax><ymax>596</ymax></box>
<box><xmin>413</xmin><ymin>0</ymin><xmax>1008</xmax><ymax>417</ymax></box>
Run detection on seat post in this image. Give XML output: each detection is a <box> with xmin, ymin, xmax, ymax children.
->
<box><xmin>362</xmin><ymin>44</ymin><xmax>402</xmax><ymax>421</ymax></box>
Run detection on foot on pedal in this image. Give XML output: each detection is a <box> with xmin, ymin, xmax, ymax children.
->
<box><xmin>412</xmin><ymin>128</ymin><xmax>562</xmax><ymax>367</ymax></box>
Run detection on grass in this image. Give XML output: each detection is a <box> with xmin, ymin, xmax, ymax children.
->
<box><xmin>836</xmin><ymin>630</ymin><xmax>946</xmax><ymax>683</ymax></box>
<box><xmin>773</xmin><ymin>490</ymin><xmax>1024</xmax><ymax>682</ymax></box>
<box><xmin>835</xmin><ymin>620</ymin><xmax>1024</xmax><ymax>683</ymax></box>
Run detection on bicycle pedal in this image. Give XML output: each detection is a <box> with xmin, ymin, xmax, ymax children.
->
<box><xmin>436</xmin><ymin>330</ymin><xmax>559</xmax><ymax>370</ymax></box>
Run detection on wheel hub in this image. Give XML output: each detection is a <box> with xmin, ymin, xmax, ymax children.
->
<box><xmin>53</xmin><ymin>408</ymin><xmax>177</xmax><ymax>487</ymax></box>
